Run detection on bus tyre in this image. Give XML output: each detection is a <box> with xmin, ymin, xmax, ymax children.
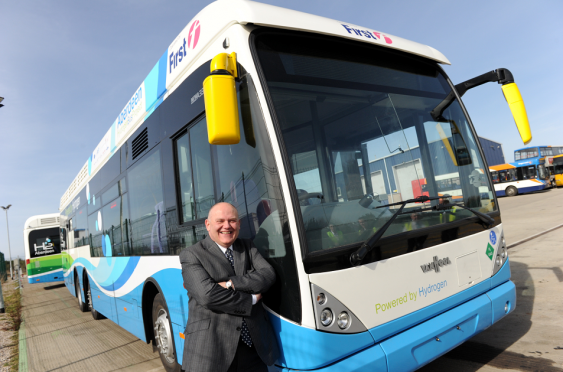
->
<box><xmin>506</xmin><ymin>186</ymin><xmax>518</xmax><ymax>197</ymax></box>
<box><xmin>87</xmin><ymin>278</ymin><xmax>105</xmax><ymax>320</ymax></box>
<box><xmin>75</xmin><ymin>273</ymin><xmax>88</xmax><ymax>312</ymax></box>
<box><xmin>152</xmin><ymin>293</ymin><xmax>181</xmax><ymax>372</ymax></box>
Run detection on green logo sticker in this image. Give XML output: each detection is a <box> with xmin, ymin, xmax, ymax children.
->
<box><xmin>486</xmin><ymin>243</ymin><xmax>494</xmax><ymax>260</ymax></box>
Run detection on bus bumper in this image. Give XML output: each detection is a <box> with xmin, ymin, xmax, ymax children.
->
<box><xmin>27</xmin><ymin>270</ymin><xmax>64</xmax><ymax>284</ymax></box>
<box><xmin>379</xmin><ymin>279</ymin><xmax>515</xmax><ymax>371</ymax></box>
<box><xmin>271</xmin><ymin>279</ymin><xmax>516</xmax><ymax>372</ymax></box>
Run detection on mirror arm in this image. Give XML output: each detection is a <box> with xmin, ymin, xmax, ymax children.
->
<box><xmin>432</xmin><ymin>68</ymin><xmax>515</xmax><ymax>121</ymax></box>
<box><xmin>455</xmin><ymin>68</ymin><xmax>514</xmax><ymax>98</ymax></box>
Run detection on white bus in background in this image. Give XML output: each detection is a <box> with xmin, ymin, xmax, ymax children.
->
<box><xmin>490</xmin><ymin>163</ymin><xmax>546</xmax><ymax>197</ymax></box>
<box><xmin>59</xmin><ymin>1</ymin><xmax>532</xmax><ymax>370</ymax></box>
<box><xmin>24</xmin><ymin>213</ymin><xmax>64</xmax><ymax>284</ymax></box>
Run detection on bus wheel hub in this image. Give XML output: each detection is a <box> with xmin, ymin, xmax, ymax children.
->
<box><xmin>154</xmin><ymin>310</ymin><xmax>174</xmax><ymax>363</ymax></box>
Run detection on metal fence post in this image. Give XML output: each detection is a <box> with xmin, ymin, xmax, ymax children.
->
<box><xmin>0</xmin><ymin>279</ymin><xmax>5</xmax><ymax>313</ymax></box>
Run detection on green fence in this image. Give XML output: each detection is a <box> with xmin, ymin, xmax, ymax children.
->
<box><xmin>0</xmin><ymin>252</ymin><xmax>6</xmax><ymax>281</ymax></box>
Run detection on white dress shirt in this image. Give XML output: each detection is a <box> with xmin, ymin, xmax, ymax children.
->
<box><xmin>216</xmin><ymin>243</ymin><xmax>257</xmax><ymax>305</ymax></box>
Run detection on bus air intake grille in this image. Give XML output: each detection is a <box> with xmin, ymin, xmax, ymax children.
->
<box><xmin>40</xmin><ymin>217</ymin><xmax>58</xmax><ymax>225</ymax></box>
<box><xmin>132</xmin><ymin>128</ymin><xmax>148</xmax><ymax>160</ymax></box>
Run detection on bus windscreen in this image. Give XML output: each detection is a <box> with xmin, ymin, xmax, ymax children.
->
<box><xmin>28</xmin><ymin>227</ymin><xmax>61</xmax><ymax>258</ymax></box>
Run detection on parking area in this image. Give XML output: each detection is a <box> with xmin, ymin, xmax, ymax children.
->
<box><xmin>18</xmin><ymin>283</ymin><xmax>164</xmax><ymax>371</ymax></box>
<box><xmin>422</xmin><ymin>187</ymin><xmax>563</xmax><ymax>371</ymax></box>
<box><xmin>18</xmin><ymin>188</ymin><xmax>563</xmax><ymax>371</ymax></box>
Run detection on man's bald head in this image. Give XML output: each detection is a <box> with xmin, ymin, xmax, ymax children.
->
<box><xmin>205</xmin><ymin>202</ymin><xmax>240</xmax><ymax>248</ymax></box>
<box><xmin>208</xmin><ymin>202</ymin><xmax>239</xmax><ymax>220</ymax></box>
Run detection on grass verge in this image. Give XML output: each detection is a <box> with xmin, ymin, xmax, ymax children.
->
<box><xmin>3</xmin><ymin>283</ymin><xmax>22</xmax><ymax>371</ymax></box>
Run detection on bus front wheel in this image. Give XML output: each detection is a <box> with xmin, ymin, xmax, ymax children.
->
<box><xmin>505</xmin><ymin>186</ymin><xmax>518</xmax><ymax>197</ymax></box>
<box><xmin>75</xmin><ymin>273</ymin><xmax>88</xmax><ymax>312</ymax></box>
<box><xmin>152</xmin><ymin>293</ymin><xmax>181</xmax><ymax>372</ymax></box>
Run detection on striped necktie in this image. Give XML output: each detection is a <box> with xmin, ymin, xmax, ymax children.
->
<box><xmin>225</xmin><ymin>248</ymin><xmax>253</xmax><ymax>347</ymax></box>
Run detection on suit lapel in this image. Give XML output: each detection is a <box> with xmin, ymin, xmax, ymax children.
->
<box><xmin>202</xmin><ymin>236</ymin><xmax>235</xmax><ymax>276</ymax></box>
<box><xmin>232</xmin><ymin>239</ymin><xmax>246</xmax><ymax>276</ymax></box>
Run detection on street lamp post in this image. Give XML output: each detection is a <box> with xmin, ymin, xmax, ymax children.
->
<box><xmin>1</xmin><ymin>205</ymin><xmax>13</xmax><ymax>280</ymax></box>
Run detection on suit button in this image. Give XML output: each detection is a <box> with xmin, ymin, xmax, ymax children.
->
<box><xmin>236</xmin><ymin>327</ymin><xmax>241</xmax><ymax>331</ymax></box>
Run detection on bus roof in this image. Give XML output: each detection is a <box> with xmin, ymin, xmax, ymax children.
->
<box><xmin>60</xmin><ymin>0</ymin><xmax>451</xmax><ymax>211</ymax></box>
<box><xmin>489</xmin><ymin>164</ymin><xmax>516</xmax><ymax>172</ymax></box>
<box><xmin>514</xmin><ymin>145</ymin><xmax>563</xmax><ymax>152</ymax></box>
<box><xmin>24</xmin><ymin>213</ymin><xmax>61</xmax><ymax>230</ymax></box>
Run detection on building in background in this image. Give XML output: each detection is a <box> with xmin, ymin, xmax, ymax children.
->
<box><xmin>479</xmin><ymin>137</ymin><xmax>505</xmax><ymax>166</ymax></box>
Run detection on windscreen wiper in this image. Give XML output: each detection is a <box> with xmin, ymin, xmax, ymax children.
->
<box><xmin>350</xmin><ymin>195</ymin><xmax>445</xmax><ymax>266</ymax></box>
<box><xmin>449</xmin><ymin>203</ymin><xmax>494</xmax><ymax>226</ymax></box>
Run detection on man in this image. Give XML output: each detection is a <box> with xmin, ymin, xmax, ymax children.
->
<box><xmin>358</xmin><ymin>216</ymin><xmax>377</xmax><ymax>241</ymax></box>
<box><xmin>403</xmin><ymin>212</ymin><xmax>429</xmax><ymax>232</ymax></box>
<box><xmin>326</xmin><ymin>224</ymin><xmax>344</xmax><ymax>247</ymax></box>
<box><xmin>180</xmin><ymin>202</ymin><xmax>279</xmax><ymax>372</ymax></box>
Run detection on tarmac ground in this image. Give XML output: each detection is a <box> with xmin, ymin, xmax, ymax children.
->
<box><xmin>17</xmin><ymin>187</ymin><xmax>563</xmax><ymax>371</ymax></box>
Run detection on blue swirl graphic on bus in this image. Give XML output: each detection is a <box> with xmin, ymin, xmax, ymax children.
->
<box><xmin>69</xmin><ymin>256</ymin><xmax>140</xmax><ymax>292</ymax></box>
<box><xmin>102</xmin><ymin>234</ymin><xmax>112</xmax><ymax>257</ymax></box>
<box><xmin>490</xmin><ymin>231</ymin><xmax>497</xmax><ymax>245</ymax></box>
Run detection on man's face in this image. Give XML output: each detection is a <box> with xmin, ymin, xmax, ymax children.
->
<box><xmin>205</xmin><ymin>203</ymin><xmax>240</xmax><ymax>247</ymax></box>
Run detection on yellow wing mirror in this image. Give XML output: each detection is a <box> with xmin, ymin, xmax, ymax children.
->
<box><xmin>501</xmin><ymin>83</ymin><xmax>531</xmax><ymax>145</ymax></box>
<box><xmin>203</xmin><ymin>52</ymin><xmax>240</xmax><ymax>145</ymax></box>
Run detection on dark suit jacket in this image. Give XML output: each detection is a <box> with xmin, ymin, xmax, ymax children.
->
<box><xmin>180</xmin><ymin>236</ymin><xmax>279</xmax><ymax>372</ymax></box>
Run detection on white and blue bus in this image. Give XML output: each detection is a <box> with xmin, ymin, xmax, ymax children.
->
<box><xmin>59</xmin><ymin>1</ymin><xmax>532</xmax><ymax>371</ymax></box>
<box><xmin>489</xmin><ymin>163</ymin><xmax>547</xmax><ymax>197</ymax></box>
<box><xmin>24</xmin><ymin>213</ymin><xmax>64</xmax><ymax>284</ymax></box>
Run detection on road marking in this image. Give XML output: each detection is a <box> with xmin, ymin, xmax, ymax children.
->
<box><xmin>507</xmin><ymin>222</ymin><xmax>563</xmax><ymax>249</ymax></box>
<box><xmin>18</xmin><ymin>319</ymin><xmax>28</xmax><ymax>372</ymax></box>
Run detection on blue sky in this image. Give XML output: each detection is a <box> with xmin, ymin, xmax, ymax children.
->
<box><xmin>1</xmin><ymin>0</ymin><xmax>562</xmax><ymax>260</ymax></box>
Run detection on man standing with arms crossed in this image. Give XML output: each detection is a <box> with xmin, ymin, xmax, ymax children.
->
<box><xmin>180</xmin><ymin>202</ymin><xmax>279</xmax><ymax>372</ymax></box>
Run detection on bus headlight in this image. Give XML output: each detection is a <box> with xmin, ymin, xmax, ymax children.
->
<box><xmin>311</xmin><ymin>283</ymin><xmax>367</xmax><ymax>333</ymax></box>
<box><xmin>320</xmin><ymin>308</ymin><xmax>333</xmax><ymax>326</ymax></box>
<box><xmin>337</xmin><ymin>312</ymin><xmax>351</xmax><ymax>329</ymax></box>
<box><xmin>492</xmin><ymin>232</ymin><xmax>508</xmax><ymax>276</ymax></box>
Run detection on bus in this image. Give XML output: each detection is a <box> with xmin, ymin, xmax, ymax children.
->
<box><xmin>552</xmin><ymin>154</ymin><xmax>563</xmax><ymax>187</ymax></box>
<box><xmin>514</xmin><ymin>145</ymin><xmax>563</xmax><ymax>186</ymax></box>
<box><xmin>58</xmin><ymin>2</ymin><xmax>532</xmax><ymax>371</ymax></box>
<box><xmin>24</xmin><ymin>213</ymin><xmax>64</xmax><ymax>284</ymax></box>
<box><xmin>489</xmin><ymin>163</ymin><xmax>546</xmax><ymax>197</ymax></box>
<box><xmin>514</xmin><ymin>145</ymin><xmax>563</xmax><ymax>163</ymax></box>
<box><xmin>512</xmin><ymin>158</ymin><xmax>552</xmax><ymax>188</ymax></box>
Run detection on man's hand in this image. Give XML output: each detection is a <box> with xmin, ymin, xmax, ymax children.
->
<box><xmin>218</xmin><ymin>281</ymin><xmax>262</xmax><ymax>302</ymax></box>
<box><xmin>218</xmin><ymin>280</ymin><xmax>234</xmax><ymax>290</ymax></box>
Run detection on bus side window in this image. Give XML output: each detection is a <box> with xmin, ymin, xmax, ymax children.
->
<box><xmin>128</xmin><ymin>149</ymin><xmax>168</xmax><ymax>255</ymax></box>
<box><xmin>499</xmin><ymin>171</ymin><xmax>507</xmax><ymax>182</ymax></box>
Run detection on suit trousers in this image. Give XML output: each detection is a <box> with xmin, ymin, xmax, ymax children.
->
<box><xmin>227</xmin><ymin>339</ymin><xmax>269</xmax><ymax>372</ymax></box>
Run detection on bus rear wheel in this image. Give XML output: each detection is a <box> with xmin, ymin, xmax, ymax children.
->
<box><xmin>86</xmin><ymin>277</ymin><xmax>105</xmax><ymax>320</ymax></box>
<box><xmin>75</xmin><ymin>273</ymin><xmax>88</xmax><ymax>312</ymax></box>
<box><xmin>152</xmin><ymin>294</ymin><xmax>181</xmax><ymax>372</ymax></box>
<box><xmin>505</xmin><ymin>186</ymin><xmax>518</xmax><ymax>197</ymax></box>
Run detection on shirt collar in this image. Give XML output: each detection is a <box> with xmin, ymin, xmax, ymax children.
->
<box><xmin>215</xmin><ymin>242</ymin><xmax>233</xmax><ymax>254</ymax></box>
